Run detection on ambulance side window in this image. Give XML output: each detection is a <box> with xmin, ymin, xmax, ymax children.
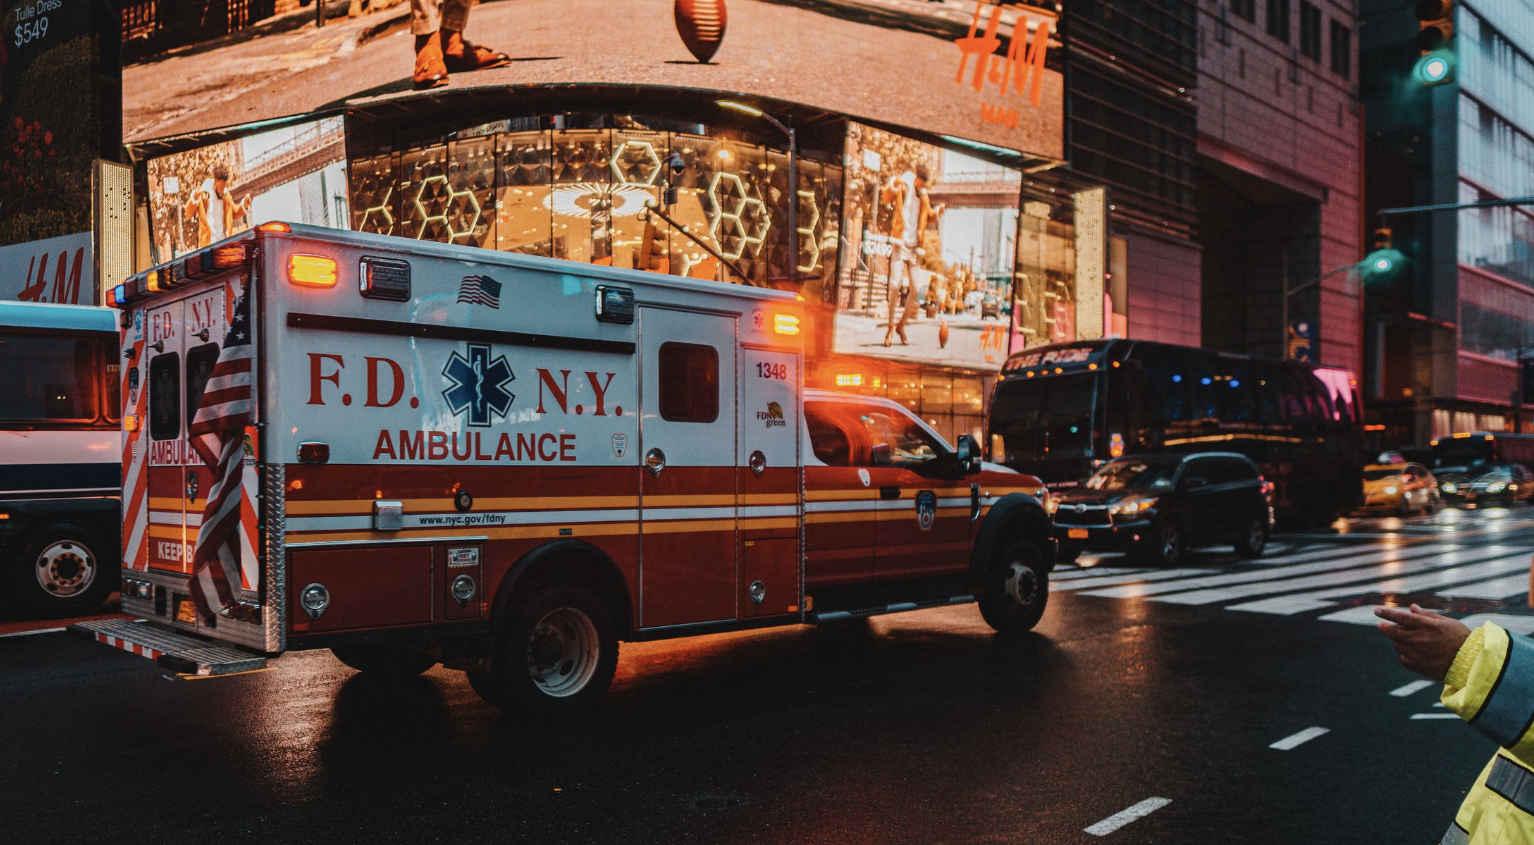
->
<box><xmin>658</xmin><ymin>342</ymin><xmax>718</xmax><ymax>423</ymax></box>
<box><xmin>149</xmin><ymin>353</ymin><xmax>181</xmax><ymax>441</ymax></box>
<box><xmin>185</xmin><ymin>343</ymin><xmax>220</xmax><ymax>427</ymax></box>
<box><xmin>805</xmin><ymin>402</ymin><xmax>857</xmax><ymax>466</ymax></box>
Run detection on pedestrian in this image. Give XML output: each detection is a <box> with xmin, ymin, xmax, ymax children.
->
<box><xmin>1376</xmin><ymin>602</ymin><xmax>1534</xmax><ymax>844</ymax></box>
<box><xmin>410</xmin><ymin>0</ymin><xmax>512</xmax><ymax>90</ymax></box>
<box><xmin>880</xmin><ymin>164</ymin><xmax>943</xmax><ymax>347</ymax></box>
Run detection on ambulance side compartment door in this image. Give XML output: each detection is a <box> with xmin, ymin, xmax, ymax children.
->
<box><xmin>738</xmin><ymin>345</ymin><xmax>801</xmax><ymax>618</ymax></box>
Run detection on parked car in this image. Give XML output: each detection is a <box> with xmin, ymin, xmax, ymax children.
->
<box><xmin>1048</xmin><ymin>452</ymin><xmax>1273</xmax><ymax>567</ymax></box>
<box><xmin>1360</xmin><ymin>461</ymin><xmax>1439</xmax><ymax>515</ymax></box>
<box><xmin>980</xmin><ymin>291</ymin><xmax>1002</xmax><ymax>320</ymax></box>
<box><xmin>1436</xmin><ymin>462</ymin><xmax>1534</xmax><ymax>509</ymax></box>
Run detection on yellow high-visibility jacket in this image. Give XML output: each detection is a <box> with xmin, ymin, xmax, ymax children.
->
<box><xmin>1439</xmin><ymin>623</ymin><xmax>1534</xmax><ymax>844</ymax></box>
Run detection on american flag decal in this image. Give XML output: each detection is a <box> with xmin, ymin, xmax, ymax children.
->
<box><xmin>187</xmin><ymin>290</ymin><xmax>254</xmax><ymax>624</ymax></box>
<box><xmin>457</xmin><ymin>275</ymin><xmax>502</xmax><ymax>309</ymax></box>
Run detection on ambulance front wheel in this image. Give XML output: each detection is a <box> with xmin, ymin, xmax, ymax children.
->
<box><xmin>978</xmin><ymin>539</ymin><xmax>1049</xmax><ymax>634</ymax></box>
<box><xmin>468</xmin><ymin>584</ymin><xmax>619</xmax><ymax>716</ymax></box>
<box><xmin>17</xmin><ymin>522</ymin><xmax>114</xmax><ymax>617</ymax></box>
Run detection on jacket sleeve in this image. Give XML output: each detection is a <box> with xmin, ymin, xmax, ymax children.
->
<box><xmin>1442</xmin><ymin>623</ymin><xmax>1534</xmax><ymax>760</ymax></box>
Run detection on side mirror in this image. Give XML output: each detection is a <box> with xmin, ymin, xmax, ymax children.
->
<box><xmin>1182</xmin><ymin>476</ymin><xmax>1208</xmax><ymax>490</ymax></box>
<box><xmin>955</xmin><ymin>434</ymin><xmax>982</xmax><ymax>476</ymax></box>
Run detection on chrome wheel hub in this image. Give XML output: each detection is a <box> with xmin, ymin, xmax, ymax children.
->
<box><xmin>526</xmin><ymin>607</ymin><xmax>600</xmax><ymax>698</ymax></box>
<box><xmin>36</xmin><ymin>540</ymin><xmax>95</xmax><ymax>597</ymax></box>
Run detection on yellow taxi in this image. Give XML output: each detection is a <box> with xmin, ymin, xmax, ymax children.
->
<box><xmin>1361</xmin><ymin>461</ymin><xmax>1439</xmax><ymax>515</ymax></box>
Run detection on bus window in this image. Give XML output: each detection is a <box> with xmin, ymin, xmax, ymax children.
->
<box><xmin>1142</xmin><ymin>348</ymin><xmax>1191</xmax><ymax>428</ymax></box>
<box><xmin>1222</xmin><ymin>360</ymin><xmax>1257</xmax><ymax>424</ymax></box>
<box><xmin>1186</xmin><ymin>354</ymin><xmax>1220</xmax><ymax>423</ymax></box>
<box><xmin>1251</xmin><ymin>361</ymin><xmax>1285</xmax><ymax>426</ymax></box>
<box><xmin>1280</xmin><ymin>367</ymin><xmax>1315</xmax><ymax>432</ymax></box>
<box><xmin>0</xmin><ymin>334</ymin><xmax>100</xmax><ymax>423</ymax></box>
<box><xmin>104</xmin><ymin>357</ymin><xmax>121</xmax><ymax>423</ymax></box>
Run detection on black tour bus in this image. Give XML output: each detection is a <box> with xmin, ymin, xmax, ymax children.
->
<box><xmin>986</xmin><ymin>340</ymin><xmax>1363</xmax><ymax>523</ymax></box>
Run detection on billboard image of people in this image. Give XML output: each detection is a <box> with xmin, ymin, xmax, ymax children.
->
<box><xmin>833</xmin><ymin>122</ymin><xmax>1027</xmax><ymax>370</ymax></box>
<box><xmin>145</xmin><ymin>117</ymin><xmax>348</xmax><ymax>263</ymax></box>
<box><xmin>122</xmin><ymin>0</ymin><xmax>1062</xmax><ymax>159</ymax></box>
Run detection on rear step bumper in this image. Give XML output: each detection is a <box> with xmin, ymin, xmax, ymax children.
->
<box><xmin>807</xmin><ymin>594</ymin><xmax>975</xmax><ymax>624</ymax></box>
<box><xmin>68</xmin><ymin>619</ymin><xmax>268</xmax><ymax>677</ymax></box>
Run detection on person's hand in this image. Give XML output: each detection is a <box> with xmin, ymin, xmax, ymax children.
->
<box><xmin>1376</xmin><ymin>604</ymin><xmax>1472</xmax><ymax>682</ymax></box>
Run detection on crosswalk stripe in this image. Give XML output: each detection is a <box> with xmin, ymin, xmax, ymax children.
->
<box><xmin>1229</xmin><ymin>551</ymin><xmax>1531</xmax><ymax>615</ymax></box>
<box><xmin>1051</xmin><ymin>567</ymin><xmax>1214</xmax><ymax>592</ymax></box>
<box><xmin>1080</xmin><ymin>544</ymin><xmax>1452</xmax><ymax>599</ymax></box>
<box><xmin>1050</xmin><ymin>566</ymin><xmax>1153</xmax><ymax>582</ymax></box>
<box><xmin>1443</xmin><ymin>572</ymin><xmax>1533</xmax><ymax>600</ymax></box>
<box><xmin>1152</xmin><ymin>545</ymin><xmax>1519</xmax><ymax>607</ymax></box>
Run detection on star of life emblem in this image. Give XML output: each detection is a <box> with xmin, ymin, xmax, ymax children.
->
<box><xmin>442</xmin><ymin>343</ymin><xmax>515</xmax><ymax>427</ymax></box>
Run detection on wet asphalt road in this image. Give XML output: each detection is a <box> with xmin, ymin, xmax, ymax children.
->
<box><xmin>6</xmin><ymin>512</ymin><xmax>1531</xmax><ymax>844</ymax></box>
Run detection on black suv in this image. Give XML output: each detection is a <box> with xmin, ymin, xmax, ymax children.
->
<box><xmin>1049</xmin><ymin>452</ymin><xmax>1273</xmax><ymax>566</ymax></box>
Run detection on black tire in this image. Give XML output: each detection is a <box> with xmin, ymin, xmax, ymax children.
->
<box><xmin>331</xmin><ymin>644</ymin><xmax>437</xmax><ymax>677</ymax></box>
<box><xmin>978</xmin><ymin>540</ymin><xmax>1049</xmax><ymax>634</ymax></box>
<box><xmin>1144</xmin><ymin>518</ymin><xmax>1185</xmax><ymax>567</ymax></box>
<box><xmin>17</xmin><ymin>522</ymin><xmax>114</xmax><ymax>616</ymax></box>
<box><xmin>1234</xmin><ymin>512</ymin><xmax>1269</xmax><ymax>559</ymax></box>
<box><xmin>467</xmin><ymin>584</ymin><xmax>619</xmax><ymax>716</ymax></box>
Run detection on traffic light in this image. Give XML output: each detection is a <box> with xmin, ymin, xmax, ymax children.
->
<box><xmin>1415</xmin><ymin>0</ymin><xmax>1454</xmax><ymax>53</ymax></box>
<box><xmin>1413</xmin><ymin>1</ymin><xmax>1455</xmax><ymax>85</ymax></box>
<box><xmin>1362</xmin><ymin>227</ymin><xmax>1406</xmax><ymax>285</ymax></box>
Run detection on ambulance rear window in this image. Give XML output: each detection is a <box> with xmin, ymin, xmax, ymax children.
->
<box><xmin>659</xmin><ymin>342</ymin><xmax>718</xmax><ymax>423</ymax></box>
<box><xmin>185</xmin><ymin>343</ymin><xmax>219</xmax><ymax>428</ymax></box>
<box><xmin>149</xmin><ymin>353</ymin><xmax>181</xmax><ymax>441</ymax></box>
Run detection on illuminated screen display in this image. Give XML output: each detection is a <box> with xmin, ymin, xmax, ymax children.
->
<box><xmin>833</xmin><ymin>121</ymin><xmax>1035</xmax><ymax>371</ymax></box>
<box><xmin>122</xmin><ymin>0</ymin><xmax>1062</xmax><ymax>159</ymax></box>
<box><xmin>145</xmin><ymin>117</ymin><xmax>347</xmax><ymax>263</ymax></box>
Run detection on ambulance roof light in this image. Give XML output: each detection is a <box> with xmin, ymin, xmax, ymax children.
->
<box><xmin>773</xmin><ymin>313</ymin><xmax>800</xmax><ymax>336</ymax></box>
<box><xmin>258</xmin><ymin>222</ymin><xmax>292</xmax><ymax>234</ymax></box>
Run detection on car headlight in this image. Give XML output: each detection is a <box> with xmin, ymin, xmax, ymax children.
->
<box><xmin>1487</xmin><ymin>482</ymin><xmax>1508</xmax><ymax>493</ymax></box>
<box><xmin>1108</xmin><ymin>497</ymin><xmax>1157</xmax><ymax>517</ymax></box>
<box><xmin>1383</xmin><ymin>486</ymin><xmax>1398</xmax><ymax>495</ymax></box>
<box><xmin>1442</xmin><ymin>482</ymin><xmax>1457</xmax><ymax>493</ymax></box>
<box><xmin>1044</xmin><ymin>497</ymin><xmax>1059</xmax><ymax>515</ymax></box>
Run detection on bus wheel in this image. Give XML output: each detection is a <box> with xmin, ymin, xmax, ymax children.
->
<box><xmin>1146</xmin><ymin>518</ymin><xmax>1185</xmax><ymax>567</ymax></box>
<box><xmin>978</xmin><ymin>540</ymin><xmax>1049</xmax><ymax>634</ymax></box>
<box><xmin>1234</xmin><ymin>513</ymin><xmax>1269</xmax><ymax>559</ymax></box>
<box><xmin>19</xmin><ymin>523</ymin><xmax>113</xmax><ymax>616</ymax></box>
<box><xmin>331</xmin><ymin>645</ymin><xmax>437</xmax><ymax>677</ymax></box>
<box><xmin>468</xmin><ymin>584</ymin><xmax>619</xmax><ymax>716</ymax></box>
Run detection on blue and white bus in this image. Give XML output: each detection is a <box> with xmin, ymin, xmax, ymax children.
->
<box><xmin>0</xmin><ymin>302</ymin><xmax>121</xmax><ymax>615</ymax></box>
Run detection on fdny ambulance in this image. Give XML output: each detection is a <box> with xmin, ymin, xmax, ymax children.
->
<box><xmin>73</xmin><ymin>224</ymin><xmax>1055</xmax><ymax>714</ymax></box>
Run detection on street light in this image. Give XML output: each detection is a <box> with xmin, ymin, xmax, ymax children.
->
<box><xmin>716</xmin><ymin>100</ymin><xmax>798</xmax><ymax>287</ymax></box>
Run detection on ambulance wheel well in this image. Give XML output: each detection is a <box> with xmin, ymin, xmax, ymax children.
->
<box><xmin>969</xmin><ymin>494</ymin><xmax>1056</xmax><ymax>587</ymax></box>
<box><xmin>490</xmin><ymin>541</ymin><xmax>634</xmax><ymax>639</ymax></box>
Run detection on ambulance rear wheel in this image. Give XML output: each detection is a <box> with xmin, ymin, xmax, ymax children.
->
<box><xmin>978</xmin><ymin>539</ymin><xmax>1049</xmax><ymax>634</ymax></box>
<box><xmin>18</xmin><ymin>523</ymin><xmax>114</xmax><ymax>617</ymax></box>
<box><xmin>330</xmin><ymin>645</ymin><xmax>437</xmax><ymax>677</ymax></box>
<box><xmin>468</xmin><ymin>584</ymin><xmax>618</xmax><ymax>716</ymax></box>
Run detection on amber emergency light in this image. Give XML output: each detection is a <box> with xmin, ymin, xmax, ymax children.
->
<box><xmin>773</xmin><ymin>313</ymin><xmax>801</xmax><ymax>336</ymax></box>
<box><xmin>289</xmin><ymin>254</ymin><xmax>338</xmax><ymax>288</ymax></box>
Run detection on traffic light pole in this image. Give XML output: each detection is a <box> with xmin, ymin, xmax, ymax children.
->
<box><xmin>1378</xmin><ymin>196</ymin><xmax>1534</xmax><ymax>217</ymax></box>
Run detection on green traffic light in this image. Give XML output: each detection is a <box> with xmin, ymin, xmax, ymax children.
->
<box><xmin>1361</xmin><ymin>248</ymin><xmax>1407</xmax><ymax>285</ymax></box>
<box><xmin>1415</xmin><ymin>51</ymin><xmax>1454</xmax><ymax>85</ymax></box>
<box><xmin>1372</xmin><ymin>256</ymin><xmax>1393</xmax><ymax>273</ymax></box>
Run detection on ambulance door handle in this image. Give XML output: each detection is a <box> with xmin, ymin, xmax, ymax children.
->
<box><xmin>645</xmin><ymin>448</ymin><xmax>666</xmax><ymax>477</ymax></box>
<box><xmin>880</xmin><ymin>486</ymin><xmax>901</xmax><ymax>500</ymax></box>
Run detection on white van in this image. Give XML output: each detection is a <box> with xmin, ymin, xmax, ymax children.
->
<box><xmin>0</xmin><ymin>302</ymin><xmax>121</xmax><ymax>614</ymax></box>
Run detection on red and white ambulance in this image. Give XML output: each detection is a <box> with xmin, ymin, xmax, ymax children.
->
<box><xmin>73</xmin><ymin>224</ymin><xmax>1056</xmax><ymax>714</ymax></box>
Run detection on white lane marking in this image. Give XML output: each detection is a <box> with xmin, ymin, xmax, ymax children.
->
<box><xmin>1269</xmin><ymin>726</ymin><xmax>1330</xmax><ymax>750</ymax></box>
<box><xmin>1155</xmin><ymin>544</ymin><xmax>1483</xmax><ymax>605</ymax></box>
<box><xmin>1050</xmin><ymin>566</ymin><xmax>1152</xmax><ymax>582</ymax></box>
<box><xmin>0</xmin><ymin>627</ymin><xmax>66</xmax><ymax>638</ymax></box>
<box><xmin>1411</xmin><ymin>713</ymin><xmax>1460</xmax><ymax>720</ymax></box>
<box><xmin>1050</xmin><ymin>568</ymin><xmax>1213</xmax><ymax>592</ymax></box>
<box><xmin>1083</xmin><ymin>797</ymin><xmax>1172</xmax><ymax>836</ymax></box>
<box><xmin>1230</xmin><ymin>552</ymin><xmax>1532</xmax><ymax>616</ymax></box>
<box><xmin>1321</xmin><ymin>605</ymin><xmax>1412</xmax><ymax>626</ymax></box>
<box><xmin>1441</xmin><ymin>571</ymin><xmax>1531</xmax><ymax>600</ymax></box>
<box><xmin>1083</xmin><ymin>544</ymin><xmax>1451</xmax><ymax>599</ymax></box>
<box><xmin>1391</xmin><ymin>679</ymin><xmax>1436</xmax><ymax>697</ymax></box>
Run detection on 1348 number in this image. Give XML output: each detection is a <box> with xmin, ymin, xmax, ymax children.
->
<box><xmin>756</xmin><ymin>362</ymin><xmax>788</xmax><ymax>380</ymax></box>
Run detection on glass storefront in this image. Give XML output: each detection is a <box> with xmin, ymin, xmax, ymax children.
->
<box><xmin>348</xmin><ymin>122</ymin><xmax>842</xmax><ymax>291</ymax></box>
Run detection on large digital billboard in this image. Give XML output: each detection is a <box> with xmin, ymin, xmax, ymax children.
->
<box><xmin>1</xmin><ymin>0</ymin><xmax>110</xmax><ymax>303</ymax></box>
<box><xmin>145</xmin><ymin>117</ymin><xmax>347</xmax><ymax>263</ymax></box>
<box><xmin>122</xmin><ymin>0</ymin><xmax>1062</xmax><ymax>158</ymax></box>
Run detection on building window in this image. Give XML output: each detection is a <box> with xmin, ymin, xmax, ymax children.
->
<box><xmin>1268</xmin><ymin>0</ymin><xmax>1290</xmax><ymax>43</ymax></box>
<box><xmin>1330</xmin><ymin>20</ymin><xmax>1351</xmax><ymax>78</ymax></box>
<box><xmin>1232</xmin><ymin>0</ymin><xmax>1255</xmax><ymax>23</ymax></box>
<box><xmin>1299</xmin><ymin>3</ymin><xmax>1321</xmax><ymax>60</ymax></box>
